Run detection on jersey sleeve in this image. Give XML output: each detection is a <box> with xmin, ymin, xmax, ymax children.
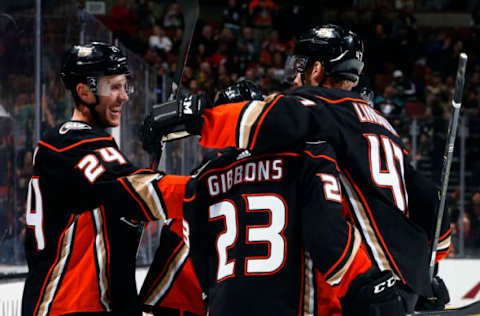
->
<box><xmin>300</xmin><ymin>143</ymin><xmax>372</xmax><ymax>298</ymax></box>
<box><xmin>405</xmin><ymin>164</ymin><xmax>451</xmax><ymax>261</ymax></box>
<box><xmin>98</xmin><ymin>173</ymin><xmax>191</xmax><ymax>222</ymax></box>
<box><xmin>139</xmin><ymin>219</ymin><xmax>205</xmax><ymax>315</ymax></box>
<box><xmin>199</xmin><ymin>95</ymin><xmax>315</xmax><ymax>152</ymax></box>
<box><xmin>36</xmin><ymin>134</ymin><xmax>190</xmax><ymax>222</ymax></box>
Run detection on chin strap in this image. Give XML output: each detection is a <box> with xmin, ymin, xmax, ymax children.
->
<box><xmin>84</xmin><ymin>95</ymin><xmax>107</xmax><ymax>128</ymax></box>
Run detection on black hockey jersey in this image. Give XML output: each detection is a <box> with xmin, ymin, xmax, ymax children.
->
<box><xmin>198</xmin><ymin>86</ymin><xmax>451</xmax><ymax>296</ymax></box>
<box><xmin>176</xmin><ymin>144</ymin><xmax>371</xmax><ymax>316</ymax></box>
<box><xmin>22</xmin><ymin>121</ymin><xmax>184</xmax><ymax>316</ymax></box>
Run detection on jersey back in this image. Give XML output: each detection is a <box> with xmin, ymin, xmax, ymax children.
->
<box><xmin>286</xmin><ymin>87</ymin><xmax>431</xmax><ymax>294</ymax></box>
<box><xmin>183</xmin><ymin>145</ymin><xmax>356</xmax><ymax>316</ymax></box>
<box><xmin>23</xmin><ymin>121</ymin><xmax>141</xmax><ymax>316</ymax></box>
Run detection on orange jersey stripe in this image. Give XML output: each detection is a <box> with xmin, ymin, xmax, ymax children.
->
<box><xmin>33</xmin><ymin>214</ymin><xmax>75</xmax><ymax>316</ymax></box>
<box><xmin>132</xmin><ymin>168</ymin><xmax>154</xmax><ymax>174</ymax></box>
<box><xmin>343</xmin><ymin>169</ymin><xmax>407</xmax><ymax>284</ymax></box>
<box><xmin>39</xmin><ymin>136</ymin><xmax>114</xmax><ymax>152</ymax></box>
<box><xmin>439</xmin><ymin>227</ymin><xmax>452</xmax><ymax>241</ymax></box>
<box><xmin>248</xmin><ymin>94</ymin><xmax>283</xmax><ymax>151</ymax></box>
<box><xmin>118</xmin><ymin>178</ymin><xmax>153</xmax><ymax>221</ymax></box>
<box><xmin>333</xmin><ymin>245</ymin><xmax>372</xmax><ymax>298</ymax></box>
<box><xmin>184</xmin><ymin>194</ymin><xmax>196</xmax><ymax>202</ymax></box>
<box><xmin>325</xmin><ymin>225</ymin><xmax>353</xmax><ymax>277</ymax></box>
<box><xmin>315</xmin><ymin>95</ymin><xmax>367</xmax><ymax>104</ymax></box>
<box><xmin>303</xmin><ymin>151</ymin><xmax>340</xmax><ymax>171</ymax></box>
<box><xmin>143</xmin><ymin>240</ymin><xmax>185</xmax><ymax>299</ymax></box>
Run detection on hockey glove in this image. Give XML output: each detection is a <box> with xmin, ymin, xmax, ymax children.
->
<box><xmin>181</xmin><ymin>93</ymin><xmax>210</xmax><ymax>135</ymax></box>
<box><xmin>140</xmin><ymin>93</ymin><xmax>210</xmax><ymax>154</ymax></box>
<box><xmin>415</xmin><ymin>275</ymin><xmax>450</xmax><ymax>311</ymax></box>
<box><xmin>341</xmin><ymin>269</ymin><xmax>406</xmax><ymax>316</ymax></box>
<box><xmin>214</xmin><ymin>80</ymin><xmax>265</xmax><ymax>106</ymax></box>
<box><xmin>141</xmin><ymin>112</ymin><xmax>164</xmax><ymax>155</ymax></box>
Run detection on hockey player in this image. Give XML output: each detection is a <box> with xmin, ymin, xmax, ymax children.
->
<box><xmin>138</xmin><ymin>141</ymin><xmax>406</xmax><ymax>316</ymax></box>
<box><xmin>161</xmin><ymin>24</ymin><xmax>451</xmax><ymax>313</ymax></box>
<box><xmin>21</xmin><ymin>42</ymin><xmax>190</xmax><ymax>316</ymax></box>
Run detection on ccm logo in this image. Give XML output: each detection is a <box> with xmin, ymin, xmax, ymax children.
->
<box><xmin>183</xmin><ymin>96</ymin><xmax>193</xmax><ymax>115</ymax></box>
<box><xmin>373</xmin><ymin>276</ymin><xmax>396</xmax><ymax>294</ymax></box>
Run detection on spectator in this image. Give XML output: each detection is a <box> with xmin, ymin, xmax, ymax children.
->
<box><xmin>196</xmin><ymin>24</ymin><xmax>218</xmax><ymax>57</ymax></box>
<box><xmin>424</xmin><ymin>31</ymin><xmax>452</xmax><ymax>72</ymax></box>
<box><xmin>464</xmin><ymin>87</ymin><xmax>480</xmax><ymax>112</ymax></box>
<box><xmin>248</xmin><ymin>0</ymin><xmax>278</xmax><ymax>29</ymax></box>
<box><xmin>13</xmin><ymin>92</ymin><xmax>33</xmax><ymax>148</ymax></box>
<box><xmin>374</xmin><ymin>85</ymin><xmax>404</xmax><ymax>117</ymax></box>
<box><xmin>189</xmin><ymin>79</ymin><xmax>200</xmax><ymax>94</ymax></box>
<box><xmin>171</xmin><ymin>27</ymin><xmax>184</xmax><ymax>55</ymax></box>
<box><xmin>135</xmin><ymin>0</ymin><xmax>156</xmax><ymax>28</ymax></box>
<box><xmin>237</xmin><ymin>26</ymin><xmax>258</xmax><ymax>67</ymax></box>
<box><xmin>392</xmin><ymin>69</ymin><xmax>417</xmax><ymax>101</ymax></box>
<box><xmin>109</xmin><ymin>0</ymin><xmax>138</xmax><ymax>49</ymax></box>
<box><xmin>149</xmin><ymin>25</ymin><xmax>172</xmax><ymax>54</ymax></box>
<box><xmin>222</xmin><ymin>0</ymin><xmax>247</xmax><ymax>35</ymax></box>
<box><xmin>162</xmin><ymin>3</ymin><xmax>183</xmax><ymax>30</ymax></box>
<box><xmin>425</xmin><ymin>71</ymin><xmax>451</xmax><ymax>118</ymax></box>
<box><xmin>366</xmin><ymin>23</ymin><xmax>392</xmax><ymax>91</ymax></box>
<box><xmin>208</xmin><ymin>41</ymin><xmax>228</xmax><ymax>69</ymax></box>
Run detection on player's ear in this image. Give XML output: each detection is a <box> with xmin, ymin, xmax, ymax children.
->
<box><xmin>76</xmin><ymin>83</ymin><xmax>93</xmax><ymax>103</ymax></box>
<box><xmin>311</xmin><ymin>61</ymin><xmax>324</xmax><ymax>86</ymax></box>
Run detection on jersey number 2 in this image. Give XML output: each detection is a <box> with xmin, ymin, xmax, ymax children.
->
<box><xmin>209</xmin><ymin>194</ymin><xmax>287</xmax><ymax>282</ymax></box>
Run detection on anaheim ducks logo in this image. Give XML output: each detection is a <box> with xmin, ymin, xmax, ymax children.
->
<box><xmin>315</xmin><ymin>27</ymin><xmax>335</xmax><ymax>38</ymax></box>
<box><xmin>76</xmin><ymin>46</ymin><xmax>93</xmax><ymax>57</ymax></box>
<box><xmin>59</xmin><ymin>121</ymin><xmax>92</xmax><ymax>134</ymax></box>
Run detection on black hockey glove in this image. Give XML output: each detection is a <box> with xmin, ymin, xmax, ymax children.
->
<box><xmin>341</xmin><ymin>269</ymin><xmax>406</xmax><ymax>316</ymax></box>
<box><xmin>214</xmin><ymin>80</ymin><xmax>265</xmax><ymax>106</ymax></box>
<box><xmin>181</xmin><ymin>93</ymin><xmax>210</xmax><ymax>135</ymax></box>
<box><xmin>140</xmin><ymin>93</ymin><xmax>210</xmax><ymax>154</ymax></box>
<box><xmin>141</xmin><ymin>112</ymin><xmax>161</xmax><ymax>155</ymax></box>
<box><xmin>415</xmin><ymin>275</ymin><xmax>450</xmax><ymax>311</ymax></box>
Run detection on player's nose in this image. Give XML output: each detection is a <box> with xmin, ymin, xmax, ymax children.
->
<box><xmin>293</xmin><ymin>73</ymin><xmax>303</xmax><ymax>88</ymax></box>
<box><xmin>119</xmin><ymin>87</ymin><xmax>129</xmax><ymax>102</ymax></box>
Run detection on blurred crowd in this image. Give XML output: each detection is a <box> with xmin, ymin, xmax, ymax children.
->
<box><xmin>100</xmin><ymin>0</ymin><xmax>480</xmax><ymax>255</ymax></box>
<box><xmin>1</xmin><ymin>0</ymin><xmax>480</xmax><ymax>267</ymax></box>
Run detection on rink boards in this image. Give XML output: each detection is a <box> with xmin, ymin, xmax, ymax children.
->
<box><xmin>0</xmin><ymin>259</ymin><xmax>479</xmax><ymax>315</ymax></box>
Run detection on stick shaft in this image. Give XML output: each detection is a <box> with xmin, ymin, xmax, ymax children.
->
<box><xmin>428</xmin><ymin>53</ymin><xmax>468</xmax><ymax>279</ymax></box>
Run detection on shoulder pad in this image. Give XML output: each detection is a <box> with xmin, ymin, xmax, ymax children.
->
<box><xmin>289</xmin><ymin>86</ymin><xmax>366</xmax><ymax>104</ymax></box>
<box><xmin>40</xmin><ymin>121</ymin><xmax>113</xmax><ymax>151</ymax></box>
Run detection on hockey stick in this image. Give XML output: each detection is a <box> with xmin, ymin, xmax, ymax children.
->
<box><xmin>415</xmin><ymin>300</ymin><xmax>480</xmax><ymax>315</ymax></box>
<box><xmin>149</xmin><ymin>0</ymin><xmax>199</xmax><ymax>169</ymax></box>
<box><xmin>428</xmin><ymin>53</ymin><xmax>468</xmax><ymax>279</ymax></box>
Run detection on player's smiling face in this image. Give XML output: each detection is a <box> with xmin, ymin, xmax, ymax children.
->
<box><xmin>94</xmin><ymin>74</ymin><xmax>129</xmax><ymax>127</ymax></box>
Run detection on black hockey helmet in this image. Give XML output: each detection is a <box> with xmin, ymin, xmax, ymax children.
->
<box><xmin>285</xmin><ymin>24</ymin><xmax>364</xmax><ymax>83</ymax></box>
<box><xmin>60</xmin><ymin>42</ymin><xmax>133</xmax><ymax>98</ymax></box>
